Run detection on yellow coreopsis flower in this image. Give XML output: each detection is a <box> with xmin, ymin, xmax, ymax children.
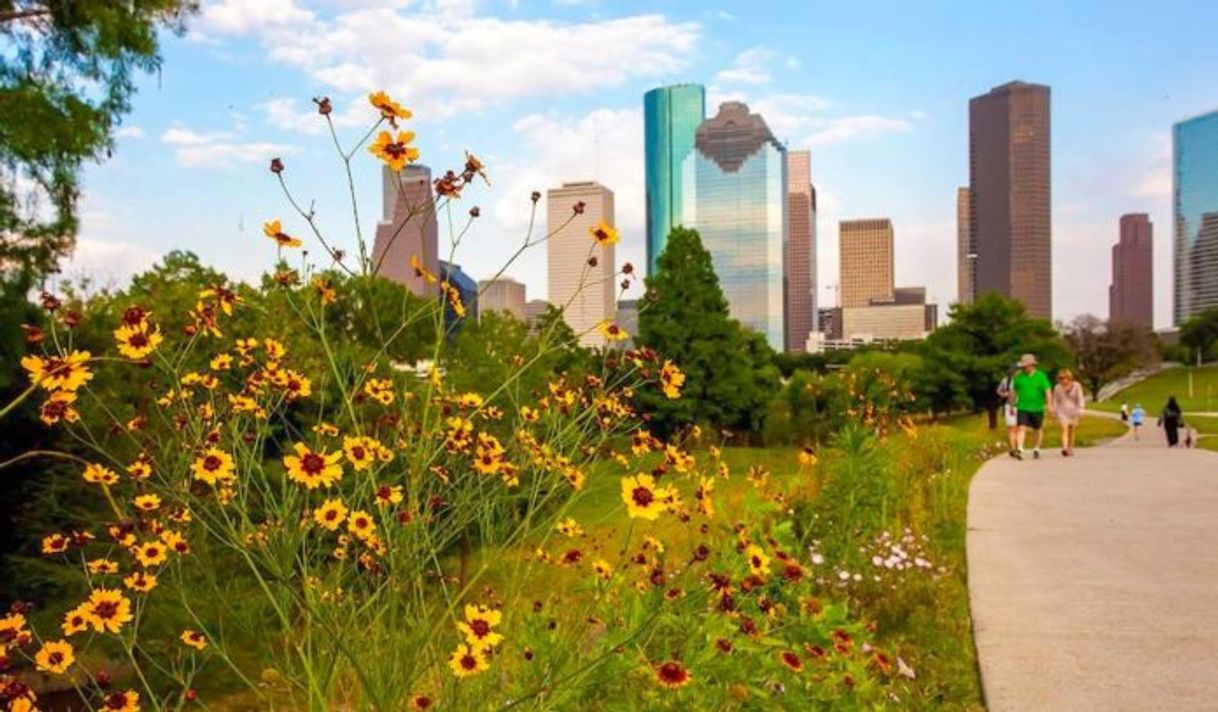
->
<box><xmin>621</xmin><ymin>473</ymin><xmax>666</xmax><ymax>520</ymax></box>
<box><xmin>368</xmin><ymin>90</ymin><xmax>413</xmax><ymax>126</ymax></box>
<box><xmin>192</xmin><ymin>448</ymin><xmax>235</xmax><ymax>486</ymax></box>
<box><xmin>448</xmin><ymin>643</ymin><xmax>489</xmax><ymax>678</ymax></box>
<box><xmin>82</xmin><ymin>588</ymin><xmax>133</xmax><ymax>634</ymax></box>
<box><xmin>21</xmin><ymin>350</ymin><xmax>93</xmax><ymax>392</ymax></box>
<box><xmin>34</xmin><ymin>639</ymin><xmax>75</xmax><ymax>674</ymax></box>
<box><xmin>369</xmin><ymin>130</ymin><xmax>420</xmax><ymax>172</ymax></box>
<box><xmin>744</xmin><ymin>544</ymin><xmax>771</xmax><ymax>577</ymax></box>
<box><xmin>263</xmin><ymin>219</ymin><xmax>302</xmax><ymax>248</ymax></box>
<box><xmin>114</xmin><ymin>321</ymin><xmax>163</xmax><ymax>360</ymax></box>
<box><xmin>589</xmin><ymin>219</ymin><xmax>619</xmax><ymax>246</ymax></box>
<box><xmin>597</xmin><ymin>320</ymin><xmax>629</xmax><ymax>342</ymax></box>
<box><xmin>284</xmin><ymin>443</ymin><xmax>344</xmax><ymax>489</ymax></box>
<box><xmin>313</xmin><ymin>498</ymin><xmax>348</xmax><ymax>532</ymax></box>
<box><xmin>457</xmin><ymin>604</ymin><xmax>503</xmax><ymax>651</ymax></box>
<box><xmin>180</xmin><ymin>629</ymin><xmax>208</xmax><ymax>651</ymax></box>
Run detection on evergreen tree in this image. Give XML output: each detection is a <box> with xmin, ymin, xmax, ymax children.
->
<box><xmin>637</xmin><ymin>226</ymin><xmax>777</xmax><ymax>439</ymax></box>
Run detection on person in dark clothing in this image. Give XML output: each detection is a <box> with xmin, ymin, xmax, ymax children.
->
<box><xmin>1159</xmin><ymin>396</ymin><xmax>1184</xmax><ymax>447</ymax></box>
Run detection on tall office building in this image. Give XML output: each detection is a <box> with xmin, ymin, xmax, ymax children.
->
<box><xmin>546</xmin><ymin>181</ymin><xmax>616</xmax><ymax>347</ymax></box>
<box><xmin>682</xmin><ymin>101</ymin><xmax>788</xmax><ymax>350</ymax></box>
<box><xmin>785</xmin><ymin>150</ymin><xmax>817</xmax><ymax>353</ymax></box>
<box><xmin>1173</xmin><ymin>110</ymin><xmax>1218</xmax><ymax>325</ymax></box>
<box><xmin>371</xmin><ymin>164</ymin><xmax>439</xmax><ymax>297</ymax></box>
<box><xmin>956</xmin><ymin>187</ymin><xmax>975</xmax><ymax>304</ymax></box>
<box><xmin>969</xmin><ymin>81</ymin><xmax>1052</xmax><ymax>318</ymax></box>
<box><xmin>839</xmin><ymin>218</ymin><xmax>894</xmax><ymax>308</ymax></box>
<box><xmin>645</xmin><ymin>84</ymin><xmax>706</xmax><ymax>276</ymax></box>
<box><xmin>478</xmin><ymin>276</ymin><xmax>527</xmax><ymax>321</ymax></box>
<box><xmin>1109</xmin><ymin>214</ymin><xmax>1154</xmax><ymax>328</ymax></box>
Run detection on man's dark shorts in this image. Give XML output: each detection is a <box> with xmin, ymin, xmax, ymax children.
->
<box><xmin>1016</xmin><ymin>410</ymin><xmax>1044</xmax><ymax>429</ymax></box>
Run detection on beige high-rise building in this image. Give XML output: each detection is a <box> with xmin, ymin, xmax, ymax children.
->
<box><xmin>839</xmin><ymin>218</ymin><xmax>894</xmax><ymax>308</ymax></box>
<box><xmin>786</xmin><ymin>150</ymin><xmax>817</xmax><ymax>353</ymax></box>
<box><xmin>957</xmin><ymin>187</ymin><xmax>975</xmax><ymax>304</ymax></box>
<box><xmin>477</xmin><ymin>277</ymin><xmax>526</xmax><ymax>321</ymax></box>
<box><xmin>546</xmin><ymin>181</ymin><xmax>616</xmax><ymax>347</ymax></box>
<box><xmin>371</xmin><ymin>164</ymin><xmax>439</xmax><ymax>297</ymax></box>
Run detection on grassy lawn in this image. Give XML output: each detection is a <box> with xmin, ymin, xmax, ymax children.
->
<box><xmin>1093</xmin><ymin>365</ymin><xmax>1218</xmax><ymax>414</ymax></box>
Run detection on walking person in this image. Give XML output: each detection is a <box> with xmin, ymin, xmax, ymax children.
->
<box><xmin>1052</xmin><ymin>368</ymin><xmax>1086</xmax><ymax>456</ymax></box>
<box><xmin>1159</xmin><ymin>396</ymin><xmax>1185</xmax><ymax>447</ymax></box>
<box><xmin>1131</xmin><ymin>404</ymin><xmax>1146</xmax><ymax>439</ymax></box>
<box><xmin>997</xmin><ymin>369</ymin><xmax>1020</xmax><ymax>455</ymax></box>
<box><xmin>1120</xmin><ymin>402</ymin><xmax>1130</xmax><ymax>424</ymax></box>
<box><xmin>1010</xmin><ymin>353</ymin><xmax>1053</xmax><ymax>460</ymax></box>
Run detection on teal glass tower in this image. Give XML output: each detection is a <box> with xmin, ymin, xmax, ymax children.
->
<box><xmin>682</xmin><ymin>101</ymin><xmax>788</xmax><ymax>351</ymax></box>
<box><xmin>1174</xmin><ymin>110</ymin><xmax>1218</xmax><ymax>325</ymax></box>
<box><xmin>644</xmin><ymin>84</ymin><xmax>705</xmax><ymax>276</ymax></box>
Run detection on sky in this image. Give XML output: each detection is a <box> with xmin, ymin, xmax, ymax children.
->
<box><xmin>61</xmin><ymin>0</ymin><xmax>1218</xmax><ymax>329</ymax></box>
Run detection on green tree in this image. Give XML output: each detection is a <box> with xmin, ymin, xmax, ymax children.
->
<box><xmin>1063</xmin><ymin>314</ymin><xmax>1159</xmax><ymax>399</ymax></box>
<box><xmin>1180</xmin><ymin>307</ymin><xmax>1218</xmax><ymax>363</ymax></box>
<box><xmin>923</xmin><ymin>293</ymin><xmax>1068</xmax><ymax>429</ymax></box>
<box><xmin>2</xmin><ymin>0</ymin><xmax>197</xmax><ymax>277</ymax></box>
<box><xmin>637</xmin><ymin>226</ymin><xmax>778</xmax><ymax>439</ymax></box>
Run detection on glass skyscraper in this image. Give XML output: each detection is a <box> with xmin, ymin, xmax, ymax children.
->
<box><xmin>1174</xmin><ymin>110</ymin><xmax>1218</xmax><ymax>325</ymax></box>
<box><xmin>644</xmin><ymin>84</ymin><xmax>705</xmax><ymax>276</ymax></box>
<box><xmin>682</xmin><ymin>101</ymin><xmax>788</xmax><ymax>350</ymax></box>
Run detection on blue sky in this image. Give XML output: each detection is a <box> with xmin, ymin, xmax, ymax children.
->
<box><xmin>66</xmin><ymin>0</ymin><xmax>1218</xmax><ymax>328</ymax></box>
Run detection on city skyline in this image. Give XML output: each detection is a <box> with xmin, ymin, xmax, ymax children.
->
<box><xmin>1173</xmin><ymin>109</ymin><xmax>1218</xmax><ymax>325</ymax></box>
<box><xmin>57</xmin><ymin>0</ymin><xmax>1218</xmax><ymax>330</ymax></box>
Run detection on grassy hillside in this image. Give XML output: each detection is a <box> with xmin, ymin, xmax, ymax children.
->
<box><xmin>1093</xmin><ymin>365</ymin><xmax>1218</xmax><ymax>414</ymax></box>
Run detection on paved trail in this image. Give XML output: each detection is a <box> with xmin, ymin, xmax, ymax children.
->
<box><xmin>968</xmin><ymin>423</ymin><xmax>1218</xmax><ymax>711</ymax></box>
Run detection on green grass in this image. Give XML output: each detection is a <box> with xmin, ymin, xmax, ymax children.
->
<box><xmin>1093</xmin><ymin>365</ymin><xmax>1218</xmax><ymax>414</ymax></box>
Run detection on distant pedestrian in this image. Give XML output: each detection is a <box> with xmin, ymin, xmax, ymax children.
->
<box><xmin>1120</xmin><ymin>402</ymin><xmax>1130</xmax><ymax>424</ymax></box>
<box><xmin>1159</xmin><ymin>396</ymin><xmax>1185</xmax><ymax>448</ymax></box>
<box><xmin>1010</xmin><ymin>353</ymin><xmax>1053</xmax><ymax>460</ymax></box>
<box><xmin>997</xmin><ymin>369</ymin><xmax>1020</xmax><ymax>454</ymax></box>
<box><xmin>1052</xmin><ymin>368</ymin><xmax>1086</xmax><ymax>456</ymax></box>
<box><xmin>1131</xmin><ymin>404</ymin><xmax>1146</xmax><ymax>440</ymax></box>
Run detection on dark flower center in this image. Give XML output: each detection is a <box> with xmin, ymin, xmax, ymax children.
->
<box><xmin>49</xmin><ymin>651</ymin><xmax>64</xmax><ymax>665</ymax></box>
<box><xmin>460</xmin><ymin>654</ymin><xmax>477</xmax><ymax>670</ymax></box>
<box><xmin>301</xmin><ymin>453</ymin><xmax>326</xmax><ymax>474</ymax></box>
<box><xmin>94</xmin><ymin>601</ymin><xmax>118</xmax><ymax>619</ymax></box>
<box><xmin>203</xmin><ymin>455</ymin><xmax>222</xmax><ymax>471</ymax></box>
<box><xmin>469</xmin><ymin>619</ymin><xmax>490</xmax><ymax>638</ymax></box>
<box><xmin>632</xmin><ymin>486</ymin><xmax>654</xmax><ymax>507</ymax></box>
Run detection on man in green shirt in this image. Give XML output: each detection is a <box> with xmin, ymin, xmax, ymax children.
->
<box><xmin>1009</xmin><ymin>353</ymin><xmax>1053</xmax><ymax>460</ymax></box>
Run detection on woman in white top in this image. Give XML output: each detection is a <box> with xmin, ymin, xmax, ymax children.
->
<box><xmin>997</xmin><ymin>373</ymin><xmax>1019</xmax><ymax>454</ymax></box>
<box><xmin>1052</xmin><ymin>368</ymin><xmax>1086</xmax><ymax>457</ymax></box>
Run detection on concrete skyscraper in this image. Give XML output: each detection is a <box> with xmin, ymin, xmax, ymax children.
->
<box><xmin>644</xmin><ymin>84</ymin><xmax>706</xmax><ymax>276</ymax></box>
<box><xmin>1109</xmin><ymin>214</ymin><xmax>1154</xmax><ymax>328</ymax></box>
<box><xmin>1173</xmin><ymin>110</ymin><xmax>1218</xmax><ymax>325</ymax></box>
<box><xmin>956</xmin><ymin>187</ymin><xmax>975</xmax><ymax>304</ymax></box>
<box><xmin>371</xmin><ymin>164</ymin><xmax>439</xmax><ymax>297</ymax></box>
<box><xmin>546</xmin><ymin>181</ymin><xmax>616</xmax><ymax>347</ymax></box>
<box><xmin>968</xmin><ymin>81</ymin><xmax>1052</xmax><ymax>319</ymax></box>
<box><xmin>785</xmin><ymin>150</ymin><xmax>817</xmax><ymax>352</ymax></box>
<box><xmin>478</xmin><ymin>277</ymin><xmax>527</xmax><ymax>321</ymax></box>
<box><xmin>682</xmin><ymin>101</ymin><xmax>788</xmax><ymax>350</ymax></box>
<box><xmin>839</xmin><ymin>218</ymin><xmax>894</xmax><ymax>308</ymax></box>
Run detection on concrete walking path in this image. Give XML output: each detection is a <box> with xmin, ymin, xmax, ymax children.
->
<box><xmin>967</xmin><ymin>424</ymin><xmax>1218</xmax><ymax>711</ymax></box>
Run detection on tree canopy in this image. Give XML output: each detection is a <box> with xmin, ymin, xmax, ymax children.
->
<box><xmin>637</xmin><ymin>226</ymin><xmax>778</xmax><ymax>439</ymax></box>
<box><xmin>1063</xmin><ymin>314</ymin><xmax>1159</xmax><ymax>398</ymax></box>
<box><xmin>1</xmin><ymin>0</ymin><xmax>197</xmax><ymax>279</ymax></box>
<box><xmin>922</xmin><ymin>293</ymin><xmax>1068</xmax><ymax>428</ymax></box>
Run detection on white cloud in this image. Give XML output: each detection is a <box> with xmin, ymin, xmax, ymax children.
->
<box><xmin>115</xmin><ymin>125</ymin><xmax>146</xmax><ymax>139</ymax></box>
<box><xmin>59</xmin><ymin>239</ymin><xmax>161</xmax><ymax>290</ymax></box>
<box><xmin>199</xmin><ymin>0</ymin><xmax>315</xmax><ymax>35</ymax></box>
<box><xmin>1129</xmin><ymin>130</ymin><xmax>1172</xmax><ymax>200</ymax></box>
<box><xmin>161</xmin><ymin>125</ymin><xmax>296</xmax><ymax>168</ymax></box>
<box><xmin>716</xmin><ymin>47</ymin><xmax>774</xmax><ymax>85</ymax></box>
<box><xmin>201</xmin><ymin>6</ymin><xmax>700</xmax><ymax>116</ymax></box>
<box><xmin>806</xmin><ymin>115</ymin><xmax>913</xmax><ymax>147</ymax></box>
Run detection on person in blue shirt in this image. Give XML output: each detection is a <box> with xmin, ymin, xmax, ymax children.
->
<box><xmin>1130</xmin><ymin>404</ymin><xmax>1146</xmax><ymax>440</ymax></box>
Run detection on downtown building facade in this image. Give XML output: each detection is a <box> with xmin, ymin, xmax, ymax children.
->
<box><xmin>680</xmin><ymin>101</ymin><xmax>789</xmax><ymax>351</ymax></box>
<box><xmin>477</xmin><ymin>276</ymin><xmax>527</xmax><ymax>321</ymax></box>
<box><xmin>644</xmin><ymin>84</ymin><xmax>706</xmax><ymax>276</ymax></box>
<box><xmin>1173</xmin><ymin>109</ymin><xmax>1218</xmax><ymax>325</ymax></box>
<box><xmin>546</xmin><ymin>181</ymin><xmax>616</xmax><ymax>348</ymax></box>
<box><xmin>786</xmin><ymin>150</ymin><xmax>818</xmax><ymax>352</ymax></box>
<box><xmin>956</xmin><ymin>187</ymin><xmax>975</xmax><ymax>304</ymax></box>
<box><xmin>371</xmin><ymin>164</ymin><xmax>439</xmax><ymax>297</ymax></box>
<box><xmin>1109</xmin><ymin>214</ymin><xmax>1154</xmax><ymax>328</ymax></box>
<box><xmin>967</xmin><ymin>81</ymin><xmax>1052</xmax><ymax>319</ymax></box>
